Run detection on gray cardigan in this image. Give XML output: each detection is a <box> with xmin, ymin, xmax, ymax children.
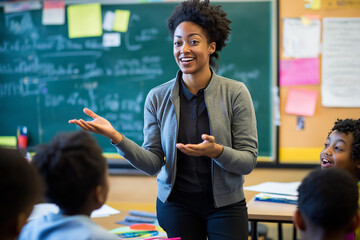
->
<box><xmin>114</xmin><ymin>70</ymin><xmax>258</xmax><ymax>208</ymax></box>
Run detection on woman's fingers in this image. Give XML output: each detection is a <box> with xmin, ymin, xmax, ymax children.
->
<box><xmin>83</xmin><ymin>108</ymin><xmax>99</xmax><ymax>119</ymax></box>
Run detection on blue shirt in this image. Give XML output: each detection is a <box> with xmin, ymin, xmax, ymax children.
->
<box><xmin>174</xmin><ymin>79</ymin><xmax>212</xmax><ymax>193</ymax></box>
<box><xmin>18</xmin><ymin>212</ymin><xmax>120</xmax><ymax>240</ymax></box>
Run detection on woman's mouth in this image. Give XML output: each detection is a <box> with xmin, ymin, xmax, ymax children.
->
<box><xmin>180</xmin><ymin>57</ymin><xmax>194</xmax><ymax>62</ymax></box>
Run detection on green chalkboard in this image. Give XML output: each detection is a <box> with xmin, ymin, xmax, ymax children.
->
<box><xmin>0</xmin><ymin>1</ymin><xmax>276</xmax><ymax>159</ymax></box>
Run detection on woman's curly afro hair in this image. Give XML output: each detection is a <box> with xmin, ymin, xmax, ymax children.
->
<box><xmin>167</xmin><ymin>0</ymin><xmax>231</xmax><ymax>69</ymax></box>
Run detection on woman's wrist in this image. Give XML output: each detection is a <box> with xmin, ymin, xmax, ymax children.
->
<box><xmin>110</xmin><ymin>131</ymin><xmax>123</xmax><ymax>144</ymax></box>
<box><xmin>211</xmin><ymin>144</ymin><xmax>224</xmax><ymax>158</ymax></box>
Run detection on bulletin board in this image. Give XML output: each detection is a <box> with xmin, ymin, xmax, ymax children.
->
<box><xmin>278</xmin><ymin>0</ymin><xmax>360</xmax><ymax>164</ymax></box>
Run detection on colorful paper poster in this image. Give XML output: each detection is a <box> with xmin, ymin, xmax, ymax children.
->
<box><xmin>42</xmin><ymin>1</ymin><xmax>65</xmax><ymax>25</ymax></box>
<box><xmin>67</xmin><ymin>3</ymin><xmax>102</xmax><ymax>38</ymax></box>
<box><xmin>285</xmin><ymin>88</ymin><xmax>318</xmax><ymax>116</ymax></box>
<box><xmin>113</xmin><ymin>10</ymin><xmax>131</xmax><ymax>32</ymax></box>
<box><xmin>280</xmin><ymin>58</ymin><xmax>319</xmax><ymax>86</ymax></box>
<box><xmin>283</xmin><ymin>18</ymin><xmax>321</xmax><ymax>58</ymax></box>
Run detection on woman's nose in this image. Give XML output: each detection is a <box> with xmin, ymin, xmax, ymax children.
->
<box><xmin>180</xmin><ymin>44</ymin><xmax>190</xmax><ymax>53</ymax></box>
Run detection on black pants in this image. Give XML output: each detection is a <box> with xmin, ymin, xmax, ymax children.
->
<box><xmin>156</xmin><ymin>188</ymin><xmax>248</xmax><ymax>240</ymax></box>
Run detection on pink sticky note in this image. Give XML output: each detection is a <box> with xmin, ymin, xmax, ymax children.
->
<box><xmin>280</xmin><ymin>58</ymin><xmax>319</xmax><ymax>86</ymax></box>
<box><xmin>285</xmin><ymin>88</ymin><xmax>318</xmax><ymax>116</ymax></box>
<box><xmin>43</xmin><ymin>1</ymin><xmax>65</xmax><ymax>9</ymax></box>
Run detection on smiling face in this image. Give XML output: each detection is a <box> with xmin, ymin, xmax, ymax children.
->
<box><xmin>320</xmin><ymin>130</ymin><xmax>358</xmax><ymax>176</ymax></box>
<box><xmin>173</xmin><ymin>21</ymin><xmax>215</xmax><ymax>77</ymax></box>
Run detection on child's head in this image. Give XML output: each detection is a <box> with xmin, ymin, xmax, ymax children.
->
<box><xmin>0</xmin><ymin>148</ymin><xmax>42</xmax><ymax>240</ymax></box>
<box><xmin>320</xmin><ymin>118</ymin><xmax>360</xmax><ymax>179</ymax></box>
<box><xmin>294</xmin><ymin>168</ymin><xmax>360</xmax><ymax>240</ymax></box>
<box><xmin>32</xmin><ymin>131</ymin><xmax>109</xmax><ymax>216</ymax></box>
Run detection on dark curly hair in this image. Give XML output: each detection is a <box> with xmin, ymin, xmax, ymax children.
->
<box><xmin>297</xmin><ymin>168</ymin><xmax>358</xmax><ymax>231</ymax></box>
<box><xmin>32</xmin><ymin>131</ymin><xmax>107</xmax><ymax>215</ymax></box>
<box><xmin>0</xmin><ymin>148</ymin><xmax>43</xmax><ymax>238</ymax></box>
<box><xmin>167</xmin><ymin>0</ymin><xmax>231</xmax><ymax>70</ymax></box>
<box><xmin>330</xmin><ymin>118</ymin><xmax>360</xmax><ymax>161</ymax></box>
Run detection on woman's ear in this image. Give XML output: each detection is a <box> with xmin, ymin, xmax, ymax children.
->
<box><xmin>293</xmin><ymin>209</ymin><xmax>306</xmax><ymax>231</ymax></box>
<box><xmin>209</xmin><ymin>42</ymin><xmax>216</xmax><ymax>55</ymax></box>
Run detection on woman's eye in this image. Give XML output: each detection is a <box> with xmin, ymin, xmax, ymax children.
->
<box><xmin>190</xmin><ymin>40</ymin><xmax>199</xmax><ymax>45</ymax></box>
<box><xmin>324</xmin><ymin>143</ymin><xmax>329</xmax><ymax>148</ymax></box>
<box><xmin>174</xmin><ymin>41</ymin><xmax>181</xmax><ymax>47</ymax></box>
<box><xmin>335</xmin><ymin>146</ymin><xmax>342</xmax><ymax>151</ymax></box>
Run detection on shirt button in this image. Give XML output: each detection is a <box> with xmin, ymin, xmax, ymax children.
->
<box><xmin>192</xmin><ymin>116</ymin><xmax>196</xmax><ymax>120</ymax></box>
<box><xmin>192</xmin><ymin>101</ymin><xmax>196</xmax><ymax>105</ymax></box>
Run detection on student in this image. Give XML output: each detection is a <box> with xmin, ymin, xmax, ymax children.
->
<box><xmin>0</xmin><ymin>148</ymin><xmax>42</xmax><ymax>240</ymax></box>
<box><xmin>294</xmin><ymin>168</ymin><xmax>360</xmax><ymax>240</ymax></box>
<box><xmin>320</xmin><ymin>118</ymin><xmax>360</xmax><ymax>239</ymax></box>
<box><xmin>69</xmin><ymin>0</ymin><xmax>258</xmax><ymax>239</ymax></box>
<box><xmin>18</xmin><ymin>131</ymin><xmax>120</xmax><ymax>240</ymax></box>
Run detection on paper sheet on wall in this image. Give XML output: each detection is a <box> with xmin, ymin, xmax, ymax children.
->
<box><xmin>113</xmin><ymin>10</ymin><xmax>131</xmax><ymax>32</ymax></box>
<box><xmin>324</xmin><ymin>0</ymin><xmax>360</xmax><ymax>9</ymax></box>
<box><xmin>285</xmin><ymin>88</ymin><xmax>318</xmax><ymax>116</ymax></box>
<box><xmin>280</xmin><ymin>58</ymin><xmax>319</xmax><ymax>86</ymax></box>
<box><xmin>321</xmin><ymin>18</ymin><xmax>360</xmax><ymax>107</ymax></box>
<box><xmin>42</xmin><ymin>1</ymin><xmax>65</xmax><ymax>25</ymax></box>
<box><xmin>67</xmin><ymin>3</ymin><xmax>102</xmax><ymax>38</ymax></box>
<box><xmin>283</xmin><ymin>18</ymin><xmax>321</xmax><ymax>58</ymax></box>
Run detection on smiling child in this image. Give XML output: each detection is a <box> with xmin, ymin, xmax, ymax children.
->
<box><xmin>320</xmin><ymin>118</ymin><xmax>360</xmax><ymax>240</ymax></box>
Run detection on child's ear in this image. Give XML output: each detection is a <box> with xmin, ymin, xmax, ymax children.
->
<box><xmin>356</xmin><ymin>159</ymin><xmax>360</xmax><ymax>169</ymax></box>
<box><xmin>94</xmin><ymin>185</ymin><xmax>107</xmax><ymax>207</ymax></box>
<box><xmin>15</xmin><ymin>205</ymin><xmax>33</xmax><ymax>236</ymax></box>
<box><xmin>293</xmin><ymin>209</ymin><xmax>306</xmax><ymax>231</ymax></box>
<box><xmin>16</xmin><ymin>212</ymin><xmax>28</xmax><ymax>235</ymax></box>
<box><xmin>348</xmin><ymin>211</ymin><xmax>360</xmax><ymax>233</ymax></box>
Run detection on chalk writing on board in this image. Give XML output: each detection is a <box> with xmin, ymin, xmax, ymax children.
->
<box><xmin>218</xmin><ymin>63</ymin><xmax>260</xmax><ymax>86</ymax></box>
<box><xmin>5</xmin><ymin>12</ymin><xmax>35</xmax><ymax>35</ymax></box>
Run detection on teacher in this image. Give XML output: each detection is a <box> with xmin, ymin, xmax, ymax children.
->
<box><xmin>69</xmin><ymin>0</ymin><xmax>258</xmax><ymax>239</ymax></box>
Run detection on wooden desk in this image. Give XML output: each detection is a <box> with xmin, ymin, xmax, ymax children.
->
<box><xmin>92</xmin><ymin>201</ymin><xmax>156</xmax><ymax>231</ymax></box>
<box><xmin>247</xmin><ymin>198</ymin><xmax>297</xmax><ymax>240</ymax></box>
<box><xmin>93</xmin><ymin>200</ymin><xmax>297</xmax><ymax>240</ymax></box>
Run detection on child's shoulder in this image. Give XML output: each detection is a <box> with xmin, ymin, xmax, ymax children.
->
<box><xmin>19</xmin><ymin>213</ymin><xmax>119</xmax><ymax>240</ymax></box>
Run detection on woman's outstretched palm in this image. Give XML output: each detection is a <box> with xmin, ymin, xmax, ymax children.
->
<box><xmin>69</xmin><ymin>108</ymin><xmax>121</xmax><ymax>142</ymax></box>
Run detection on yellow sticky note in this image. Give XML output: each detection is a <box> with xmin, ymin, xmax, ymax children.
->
<box><xmin>311</xmin><ymin>0</ymin><xmax>321</xmax><ymax>9</ymax></box>
<box><xmin>113</xmin><ymin>10</ymin><xmax>130</xmax><ymax>32</ymax></box>
<box><xmin>67</xmin><ymin>3</ymin><xmax>102</xmax><ymax>38</ymax></box>
<box><xmin>0</xmin><ymin>136</ymin><xmax>17</xmax><ymax>148</ymax></box>
<box><xmin>301</xmin><ymin>16</ymin><xmax>312</xmax><ymax>26</ymax></box>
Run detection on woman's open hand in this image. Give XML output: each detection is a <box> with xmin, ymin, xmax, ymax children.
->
<box><xmin>68</xmin><ymin>108</ymin><xmax>122</xmax><ymax>143</ymax></box>
<box><xmin>176</xmin><ymin>134</ymin><xmax>223</xmax><ymax>158</ymax></box>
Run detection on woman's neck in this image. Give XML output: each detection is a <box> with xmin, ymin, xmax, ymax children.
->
<box><xmin>182</xmin><ymin>68</ymin><xmax>212</xmax><ymax>95</ymax></box>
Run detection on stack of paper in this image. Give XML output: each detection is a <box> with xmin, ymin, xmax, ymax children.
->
<box><xmin>254</xmin><ymin>193</ymin><xmax>298</xmax><ymax>204</ymax></box>
<box><xmin>244</xmin><ymin>181</ymin><xmax>300</xmax><ymax>205</ymax></box>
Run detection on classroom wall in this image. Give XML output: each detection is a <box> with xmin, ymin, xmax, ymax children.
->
<box><xmin>278</xmin><ymin>0</ymin><xmax>360</xmax><ymax>164</ymax></box>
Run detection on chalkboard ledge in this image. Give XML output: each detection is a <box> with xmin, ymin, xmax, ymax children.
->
<box><xmin>107</xmin><ymin>158</ymin><xmax>145</xmax><ymax>175</ymax></box>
